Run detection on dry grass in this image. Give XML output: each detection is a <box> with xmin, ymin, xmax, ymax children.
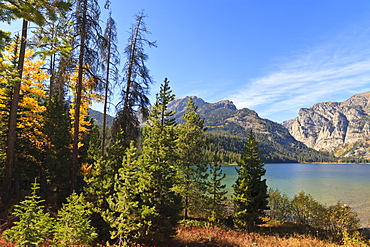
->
<box><xmin>172</xmin><ymin>226</ymin><xmax>341</xmax><ymax>247</ymax></box>
<box><xmin>1</xmin><ymin>219</ymin><xmax>368</xmax><ymax>246</ymax></box>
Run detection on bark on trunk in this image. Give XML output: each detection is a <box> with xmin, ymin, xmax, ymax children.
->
<box><xmin>71</xmin><ymin>0</ymin><xmax>87</xmax><ymax>191</ymax></box>
<box><xmin>2</xmin><ymin>19</ymin><xmax>28</xmax><ymax>205</ymax></box>
<box><xmin>101</xmin><ymin>32</ymin><xmax>111</xmax><ymax>157</ymax></box>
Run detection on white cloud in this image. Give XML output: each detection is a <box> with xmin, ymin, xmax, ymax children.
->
<box><xmin>230</xmin><ymin>29</ymin><xmax>370</xmax><ymax>122</ymax></box>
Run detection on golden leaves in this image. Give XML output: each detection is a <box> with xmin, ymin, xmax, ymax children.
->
<box><xmin>0</xmin><ymin>47</ymin><xmax>50</xmax><ymax>162</ymax></box>
<box><xmin>68</xmin><ymin>67</ymin><xmax>104</xmax><ymax>147</ymax></box>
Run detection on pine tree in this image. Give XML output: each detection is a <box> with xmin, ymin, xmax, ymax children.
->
<box><xmin>54</xmin><ymin>192</ymin><xmax>97</xmax><ymax>246</ymax></box>
<box><xmin>84</xmin><ymin>128</ymin><xmax>125</xmax><ymax>207</ymax></box>
<box><xmin>175</xmin><ymin>96</ymin><xmax>208</xmax><ymax>219</ymax></box>
<box><xmin>29</xmin><ymin>1</ymin><xmax>73</xmax><ymax>99</ymax></box>
<box><xmin>3</xmin><ymin>180</ymin><xmax>54</xmax><ymax>246</ymax></box>
<box><xmin>0</xmin><ymin>1</ymin><xmax>70</xmax><ymax>26</ymax></box>
<box><xmin>102</xmin><ymin>142</ymin><xmax>154</xmax><ymax>246</ymax></box>
<box><xmin>206</xmin><ymin>150</ymin><xmax>228</xmax><ymax>223</ymax></box>
<box><xmin>232</xmin><ymin>130</ymin><xmax>268</xmax><ymax>230</ymax></box>
<box><xmin>84</xmin><ymin>128</ymin><xmax>126</xmax><ymax>242</ymax></box>
<box><xmin>138</xmin><ymin>78</ymin><xmax>182</xmax><ymax>243</ymax></box>
<box><xmin>42</xmin><ymin>94</ymin><xmax>72</xmax><ymax>206</ymax></box>
<box><xmin>114</xmin><ymin>12</ymin><xmax>156</xmax><ymax>148</ymax></box>
<box><xmin>87</xmin><ymin>124</ymin><xmax>101</xmax><ymax>163</ymax></box>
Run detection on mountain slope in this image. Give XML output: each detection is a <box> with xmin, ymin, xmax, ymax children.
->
<box><xmin>169</xmin><ymin>96</ymin><xmax>332</xmax><ymax>163</ymax></box>
<box><xmin>282</xmin><ymin>92</ymin><xmax>370</xmax><ymax>159</ymax></box>
<box><xmin>88</xmin><ymin>109</ymin><xmax>114</xmax><ymax>128</ymax></box>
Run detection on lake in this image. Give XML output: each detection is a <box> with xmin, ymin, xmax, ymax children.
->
<box><xmin>222</xmin><ymin>163</ymin><xmax>370</xmax><ymax>227</ymax></box>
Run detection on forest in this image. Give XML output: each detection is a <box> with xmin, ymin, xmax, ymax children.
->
<box><xmin>0</xmin><ymin>1</ymin><xmax>368</xmax><ymax>246</ymax></box>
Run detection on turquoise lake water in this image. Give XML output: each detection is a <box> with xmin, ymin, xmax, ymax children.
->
<box><xmin>222</xmin><ymin>163</ymin><xmax>370</xmax><ymax>227</ymax></box>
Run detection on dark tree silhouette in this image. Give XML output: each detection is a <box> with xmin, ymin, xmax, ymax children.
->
<box><xmin>114</xmin><ymin>12</ymin><xmax>156</xmax><ymax>148</ymax></box>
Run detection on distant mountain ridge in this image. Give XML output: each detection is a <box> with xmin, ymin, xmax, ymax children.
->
<box><xmin>90</xmin><ymin>92</ymin><xmax>370</xmax><ymax>162</ymax></box>
<box><xmin>282</xmin><ymin>92</ymin><xmax>370</xmax><ymax>159</ymax></box>
<box><xmin>168</xmin><ymin>96</ymin><xmax>331</xmax><ymax>163</ymax></box>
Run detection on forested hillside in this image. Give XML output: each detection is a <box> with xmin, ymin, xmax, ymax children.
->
<box><xmin>168</xmin><ymin>96</ymin><xmax>335</xmax><ymax>163</ymax></box>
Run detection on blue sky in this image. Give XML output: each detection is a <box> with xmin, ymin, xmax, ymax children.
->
<box><xmin>3</xmin><ymin>1</ymin><xmax>370</xmax><ymax>123</ymax></box>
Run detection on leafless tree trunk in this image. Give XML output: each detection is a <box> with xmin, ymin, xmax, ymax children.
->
<box><xmin>71</xmin><ymin>0</ymin><xmax>87</xmax><ymax>191</ymax></box>
<box><xmin>2</xmin><ymin>19</ymin><xmax>28</xmax><ymax>205</ymax></box>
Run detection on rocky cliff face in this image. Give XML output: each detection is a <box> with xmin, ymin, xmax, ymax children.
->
<box><xmin>282</xmin><ymin>92</ymin><xmax>370</xmax><ymax>157</ymax></box>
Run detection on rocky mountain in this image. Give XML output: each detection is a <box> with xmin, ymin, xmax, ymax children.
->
<box><xmin>88</xmin><ymin>109</ymin><xmax>114</xmax><ymax>128</ymax></box>
<box><xmin>169</xmin><ymin>96</ymin><xmax>331</xmax><ymax>163</ymax></box>
<box><xmin>282</xmin><ymin>92</ymin><xmax>370</xmax><ymax>159</ymax></box>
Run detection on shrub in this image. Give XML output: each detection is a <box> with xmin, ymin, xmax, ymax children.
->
<box><xmin>290</xmin><ymin>191</ymin><xmax>326</xmax><ymax>226</ymax></box>
<box><xmin>267</xmin><ymin>188</ymin><xmax>292</xmax><ymax>222</ymax></box>
<box><xmin>323</xmin><ymin>202</ymin><xmax>361</xmax><ymax>242</ymax></box>
<box><xmin>267</xmin><ymin>189</ymin><xmax>362</xmax><ymax>243</ymax></box>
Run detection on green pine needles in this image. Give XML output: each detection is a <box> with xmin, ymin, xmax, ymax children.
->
<box><xmin>3</xmin><ymin>181</ymin><xmax>97</xmax><ymax>247</ymax></box>
<box><xmin>3</xmin><ymin>181</ymin><xmax>53</xmax><ymax>246</ymax></box>
<box><xmin>138</xmin><ymin>78</ymin><xmax>182</xmax><ymax>242</ymax></box>
<box><xmin>54</xmin><ymin>192</ymin><xmax>97</xmax><ymax>246</ymax></box>
<box><xmin>233</xmin><ymin>130</ymin><xmax>268</xmax><ymax>230</ymax></box>
<box><xmin>206</xmin><ymin>150</ymin><xmax>228</xmax><ymax>223</ymax></box>
<box><xmin>175</xmin><ymin>96</ymin><xmax>209</xmax><ymax>219</ymax></box>
<box><xmin>102</xmin><ymin>142</ymin><xmax>154</xmax><ymax>246</ymax></box>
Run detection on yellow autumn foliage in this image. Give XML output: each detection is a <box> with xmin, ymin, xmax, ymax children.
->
<box><xmin>0</xmin><ymin>47</ymin><xmax>50</xmax><ymax>163</ymax></box>
<box><xmin>68</xmin><ymin>67</ymin><xmax>103</xmax><ymax>148</ymax></box>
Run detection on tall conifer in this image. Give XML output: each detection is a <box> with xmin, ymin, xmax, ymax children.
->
<box><xmin>42</xmin><ymin>94</ymin><xmax>72</xmax><ymax>205</ymax></box>
<box><xmin>176</xmin><ymin>96</ymin><xmax>208</xmax><ymax>219</ymax></box>
<box><xmin>233</xmin><ymin>130</ymin><xmax>268</xmax><ymax>230</ymax></box>
<box><xmin>138</xmin><ymin>78</ymin><xmax>182</xmax><ymax>242</ymax></box>
<box><xmin>103</xmin><ymin>142</ymin><xmax>153</xmax><ymax>246</ymax></box>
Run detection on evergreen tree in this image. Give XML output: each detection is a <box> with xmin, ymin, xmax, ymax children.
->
<box><xmin>175</xmin><ymin>96</ymin><xmax>208</xmax><ymax>219</ymax></box>
<box><xmin>54</xmin><ymin>192</ymin><xmax>97</xmax><ymax>246</ymax></box>
<box><xmin>206</xmin><ymin>150</ymin><xmax>228</xmax><ymax>223</ymax></box>
<box><xmin>84</xmin><ymin>128</ymin><xmax>126</xmax><ymax>242</ymax></box>
<box><xmin>114</xmin><ymin>12</ymin><xmax>156</xmax><ymax>148</ymax></box>
<box><xmin>102</xmin><ymin>142</ymin><xmax>154</xmax><ymax>246</ymax></box>
<box><xmin>3</xmin><ymin>180</ymin><xmax>54</xmax><ymax>246</ymax></box>
<box><xmin>84</xmin><ymin>128</ymin><xmax>125</xmax><ymax>207</ymax></box>
<box><xmin>41</xmin><ymin>94</ymin><xmax>72</xmax><ymax>206</ymax></box>
<box><xmin>0</xmin><ymin>1</ymin><xmax>70</xmax><ymax>26</ymax></box>
<box><xmin>138</xmin><ymin>78</ymin><xmax>182</xmax><ymax>243</ymax></box>
<box><xmin>87</xmin><ymin>124</ymin><xmax>101</xmax><ymax>164</ymax></box>
<box><xmin>29</xmin><ymin>1</ymin><xmax>73</xmax><ymax>99</ymax></box>
<box><xmin>232</xmin><ymin>130</ymin><xmax>268</xmax><ymax>230</ymax></box>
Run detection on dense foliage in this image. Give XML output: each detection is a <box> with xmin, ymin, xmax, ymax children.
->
<box><xmin>202</xmin><ymin>130</ymin><xmax>336</xmax><ymax>164</ymax></box>
<box><xmin>0</xmin><ymin>1</ymin><xmax>367</xmax><ymax>246</ymax></box>
<box><xmin>268</xmin><ymin>189</ymin><xmax>362</xmax><ymax>244</ymax></box>
<box><xmin>233</xmin><ymin>130</ymin><xmax>268</xmax><ymax>230</ymax></box>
